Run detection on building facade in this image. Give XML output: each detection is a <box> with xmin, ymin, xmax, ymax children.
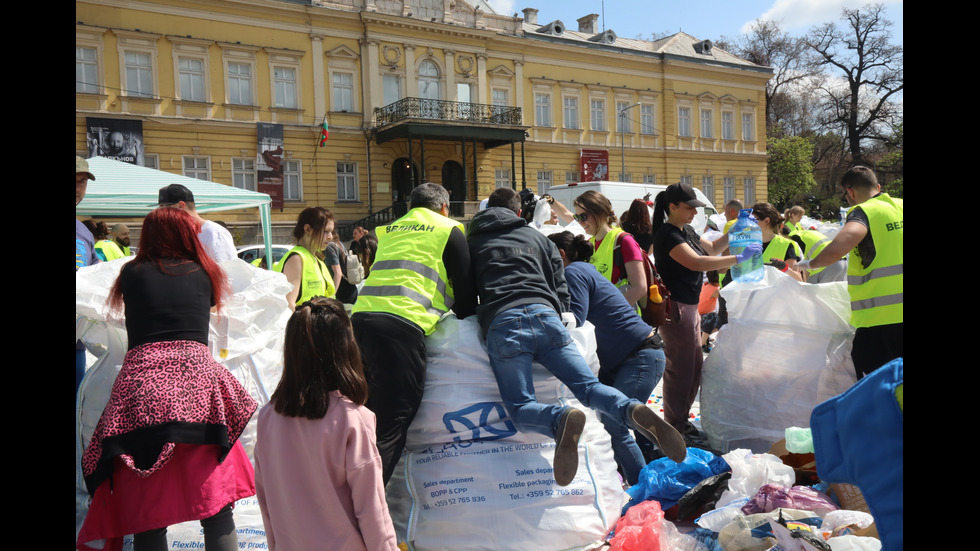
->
<box><xmin>76</xmin><ymin>0</ymin><xmax>771</xmax><ymax>240</ymax></box>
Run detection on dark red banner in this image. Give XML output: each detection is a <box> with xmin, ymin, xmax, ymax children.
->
<box><xmin>257</xmin><ymin>122</ymin><xmax>284</xmax><ymax>210</ymax></box>
<box><xmin>580</xmin><ymin>149</ymin><xmax>609</xmax><ymax>182</ymax></box>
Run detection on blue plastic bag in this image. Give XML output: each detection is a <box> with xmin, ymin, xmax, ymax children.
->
<box><xmin>625</xmin><ymin>448</ymin><xmax>731</xmax><ymax>513</ymax></box>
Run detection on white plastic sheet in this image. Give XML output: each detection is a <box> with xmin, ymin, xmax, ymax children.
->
<box><xmin>701</xmin><ymin>267</ymin><xmax>857</xmax><ymax>453</ymax></box>
<box><xmin>386</xmin><ymin>316</ymin><xmax>626</xmax><ymax>551</ymax></box>
<box><xmin>75</xmin><ymin>257</ymin><xmax>292</xmax><ymax>549</ymax></box>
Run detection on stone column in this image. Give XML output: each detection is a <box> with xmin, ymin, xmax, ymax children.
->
<box><xmin>310</xmin><ymin>33</ymin><xmax>326</xmax><ymax>122</ymax></box>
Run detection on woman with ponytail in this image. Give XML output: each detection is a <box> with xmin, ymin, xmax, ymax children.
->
<box><xmin>651</xmin><ymin>183</ymin><xmax>761</xmax><ymax>442</ymax></box>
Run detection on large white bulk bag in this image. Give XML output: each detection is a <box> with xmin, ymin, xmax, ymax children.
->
<box><xmin>387</xmin><ymin>316</ymin><xmax>627</xmax><ymax>551</ymax></box>
<box><xmin>701</xmin><ymin>267</ymin><xmax>857</xmax><ymax>453</ymax></box>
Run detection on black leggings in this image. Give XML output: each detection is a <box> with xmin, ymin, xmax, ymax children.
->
<box><xmin>132</xmin><ymin>504</ymin><xmax>237</xmax><ymax>551</ymax></box>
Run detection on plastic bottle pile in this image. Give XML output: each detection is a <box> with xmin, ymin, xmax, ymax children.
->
<box><xmin>603</xmin><ymin>440</ymin><xmax>883</xmax><ymax>551</ymax></box>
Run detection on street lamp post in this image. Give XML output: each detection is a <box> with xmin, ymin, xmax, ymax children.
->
<box><xmin>620</xmin><ymin>103</ymin><xmax>641</xmax><ymax>182</ymax></box>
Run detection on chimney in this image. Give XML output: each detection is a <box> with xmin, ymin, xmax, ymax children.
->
<box><xmin>577</xmin><ymin>13</ymin><xmax>599</xmax><ymax>34</ymax></box>
<box><xmin>522</xmin><ymin>8</ymin><xmax>538</xmax><ymax>25</ymax></box>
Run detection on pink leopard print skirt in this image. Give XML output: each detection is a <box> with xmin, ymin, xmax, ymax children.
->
<box><xmin>81</xmin><ymin>340</ymin><xmax>257</xmax><ymax>495</ymax></box>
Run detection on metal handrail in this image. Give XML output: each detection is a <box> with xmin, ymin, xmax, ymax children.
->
<box><xmin>375</xmin><ymin>97</ymin><xmax>522</xmax><ymax>126</ymax></box>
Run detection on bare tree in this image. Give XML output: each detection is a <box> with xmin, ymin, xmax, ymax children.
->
<box><xmin>808</xmin><ymin>3</ymin><xmax>903</xmax><ymax>166</ymax></box>
<box><xmin>718</xmin><ymin>19</ymin><xmax>821</xmax><ymax>133</ymax></box>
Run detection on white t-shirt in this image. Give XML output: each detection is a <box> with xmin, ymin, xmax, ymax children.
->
<box><xmin>199</xmin><ymin>220</ymin><xmax>237</xmax><ymax>263</ymax></box>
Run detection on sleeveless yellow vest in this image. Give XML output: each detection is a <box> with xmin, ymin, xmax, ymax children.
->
<box><xmin>94</xmin><ymin>240</ymin><xmax>125</xmax><ymax>261</ymax></box>
<box><xmin>790</xmin><ymin>229</ymin><xmax>833</xmax><ymax>276</ymax></box>
<box><xmin>589</xmin><ymin>227</ymin><xmax>629</xmax><ymax>289</ymax></box>
<box><xmin>274</xmin><ymin>245</ymin><xmax>336</xmax><ymax>304</ymax></box>
<box><xmin>762</xmin><ymin>234</ymin><xmax>800</xmax><ymax>263</ymax></box>
<box><xmin>846</xmin><ymin>194</ymin><xmax>903</xmax><ymax>328</ymax></box>
<box><xmin>351</xmin><ymin>208</ymin><xmax>462</xmax><ymax>335</ymax></box>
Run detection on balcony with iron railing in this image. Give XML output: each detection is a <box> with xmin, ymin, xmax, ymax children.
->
<box><xmin>374</xmin><ymin>97</ymin><xmax>523</xmax><ymax>127</ymax></box>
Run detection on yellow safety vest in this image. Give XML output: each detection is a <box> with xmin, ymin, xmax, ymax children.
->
<box><xmin>847</xmin><ymin>194</ymin><xmax>903</xmax><ymax>328</ymax></box>
<box><xmin>789</xmin><ymin>229</ymin><xmax>833</xmax><ymax>276</ymax></box>
<box><xmin>590</xmin><ymin>226</ymin><xmax>643</xmax><ymax>315</ymax></box>
<box><xmin>590</xmin><ymin>227</ymin><xmax>629</xmax><ymax>289</ymax></box>
<box><xmin>351</xmin><ymin>207</ymin><xmax>462</xmax><ymax>335</ymax></box>
<box><xmin>762</xmin><ymin>234</ymin><xmax>801</xmax><ymax>263</ymax></box>
<box><xmin>274</xmin><ymin>245</ymin><xmax>336</xmax><ymax>304</ymax></box>
<box><xmin>94</xmin><ymin>240</ymin><xmax>125</xmax><ymax>261</ymax></box>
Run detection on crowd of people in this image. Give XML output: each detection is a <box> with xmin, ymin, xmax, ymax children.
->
<box><xmin>76</xmin><ymin>153</ymin><xmax>903</xmax><ymax>550</ymax></box>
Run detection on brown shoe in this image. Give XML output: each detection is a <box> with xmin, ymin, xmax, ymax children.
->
<box><xmin>553</xmin><ymin>408</ymin><xmax>586</xmax><ymax>486</ymax></box>
<box><xmin>629</xmin><ymin>404</ymin><xmax>688</xmax><ymax>463</ymax></box>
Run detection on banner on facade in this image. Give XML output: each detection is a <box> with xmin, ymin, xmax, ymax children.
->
<box><xmin>257</xmin><ymin>123</ymin><xmax>284</xmax><ymax>210</ymax></box>
<box><xmin>86</xmin><ymin>118</ymin><xmax>145</xmax><ymax>165</ymax></box>
<box><xmin>580</xmin><ymin>149</ymin><xmax>609</xmax><ymax>182</ymax></box>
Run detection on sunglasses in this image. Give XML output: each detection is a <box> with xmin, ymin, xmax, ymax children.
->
<box><xmin>573</xmin><ymin>212</ymin><xmax>589</xmax><ymax>223</ymax></box>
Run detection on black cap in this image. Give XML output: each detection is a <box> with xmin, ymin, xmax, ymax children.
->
<box><xmin>665</xmin><ymin>182</ymin><xmax>706</xmax><ymax>207</ymax></box>
<box><xmin>158</xmin><ymin>183</ymin><xmax>194</xmax><ymax>205</ymax></box>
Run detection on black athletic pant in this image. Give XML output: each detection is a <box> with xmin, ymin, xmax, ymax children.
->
<box><xmin>351</xmin><ymin>311</ymin><xmax>427</xmax><ymax>486</ymax></box>
<box><xmin>851</xmin><ymin>322</ymin><xmax>903</xmax><ymax>380</ymax></box>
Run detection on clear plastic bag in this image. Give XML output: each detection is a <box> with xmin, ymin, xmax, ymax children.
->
<box><xmin>714</xmin><ymin>449</ymin><xmax>795</xmax><ymax>509</ymax></box>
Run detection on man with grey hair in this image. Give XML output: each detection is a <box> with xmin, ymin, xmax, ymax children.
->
<box><xmin>350</xmin><ymin>182</ymin><xmax>477</xmax><ymax>485</ymax></box>
<box><xmin>722</xmin><ymin>198</ymin><xmax>744</xmax><ymax>233</ymax></box>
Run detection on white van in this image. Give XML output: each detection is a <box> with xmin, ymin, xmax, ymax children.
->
<box><xmin>544</xmin><ymin>181</ymin><xmax>719</xmax><ymax>234</ymax></box>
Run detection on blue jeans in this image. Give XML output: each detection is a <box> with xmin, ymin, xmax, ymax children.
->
<box><xmin>597</xmin><ymin>345</ymin><xmax>666</xmax><ymax>485</ymax></box>
<box><xmin>485</xmin><ymin>304</ymin><xmax>641</xmax><ymax>439</ymax></box>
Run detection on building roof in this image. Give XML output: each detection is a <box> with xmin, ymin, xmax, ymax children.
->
<box><xmin>520</xmin><ymin>22</ymin><xmax>770</xmax><ymax>73</ymax></box>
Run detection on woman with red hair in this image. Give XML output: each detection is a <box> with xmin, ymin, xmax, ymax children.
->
<box><xmin>78</xmin><ymin>207</ymin><xmax>257</xmax><ymax>551</ymax></box>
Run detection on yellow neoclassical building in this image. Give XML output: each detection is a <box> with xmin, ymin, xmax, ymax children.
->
<box><xmin>76</xmin><ymin>0</ymin><xmax>771</xmax><ymax>240</ymax></box>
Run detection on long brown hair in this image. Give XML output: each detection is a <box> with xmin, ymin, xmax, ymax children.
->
<box><xmin>356</xmin><ymin>234</ymin><xmax>378</xmax><ymax>277</ymax></box>
<box><xmin>292</xmin><ymin>206</ymin><xmax>335</xmax><ymax>254</ymax></box>
<box><xmin>621</xmin><ymin>198</ymin><xmax>652</xmax><ymax>235</ymax></box>
<box><xmin>272</xmin><ymin>297</ymin><xmax>368</xmax><ymax>419</ymax></box>
<box><xmin>106</xmin><ymin>207</ymin><xmax>229</xmax><ymax>313</ymax></box>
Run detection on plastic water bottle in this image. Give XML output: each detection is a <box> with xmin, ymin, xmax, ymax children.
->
<box><xmin>729</xmin><ymin>209</ymin><xmax>764</xmax><ymax>283</ymax></box>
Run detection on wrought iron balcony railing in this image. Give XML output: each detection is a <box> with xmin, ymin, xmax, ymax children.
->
<box><xmin>375</xmin><ymin>97</ymin><xmax>522</xmax><ymax>126</ymax></box>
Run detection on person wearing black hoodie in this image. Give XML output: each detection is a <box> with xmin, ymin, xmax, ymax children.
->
<box><xmin>467</xmin><ymin>188</ymin><xmax>686</xmax><ymax>488</ymax></box>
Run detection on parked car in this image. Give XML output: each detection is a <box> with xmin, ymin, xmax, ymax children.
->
<box><xmin>236</xmin><ymin>244</ymin><xmax>292</xmax><ymax>266</ymax></box>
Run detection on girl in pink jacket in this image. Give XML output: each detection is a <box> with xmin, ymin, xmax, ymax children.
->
<box><xmin>254</xmin><ymin>297</ymin><xmax>399</xmax><ymax>551</ymax></box>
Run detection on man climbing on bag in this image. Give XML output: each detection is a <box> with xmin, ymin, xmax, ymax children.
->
<box><xmin>467</xmin><ymin>187</ymin><xmax>686</xmax><ymax>487</ymax></box>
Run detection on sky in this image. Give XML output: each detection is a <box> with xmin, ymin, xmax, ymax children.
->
<box><xmin>486</xmin><ymin>0</ymin><xmax>903</xmax><ymax>44</ymax></box>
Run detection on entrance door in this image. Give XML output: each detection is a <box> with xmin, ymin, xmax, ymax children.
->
<box><xmin>392</xmin><ymin>157</ymin><xmax>419</xmax><ymax>217</ymax></box>
<box><xmin>441</xmin><ymin>160</ymin><xmax>466</xmax><ymax>217</ymax></box>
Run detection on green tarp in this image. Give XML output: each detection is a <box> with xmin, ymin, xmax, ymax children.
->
<box><xmin>76</xmin><ymin>157</ymin><xmax>274</xmax><ymax>262</ymax></box>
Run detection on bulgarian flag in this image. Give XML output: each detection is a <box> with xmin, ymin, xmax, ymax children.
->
<box><xmin>318</xmin><ymin>115</ymin><xmax>329</xmax><ymax>147</ymax></box>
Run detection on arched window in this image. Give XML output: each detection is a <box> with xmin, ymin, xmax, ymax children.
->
<box><xmin>418</xmin><ymin>60</ymin><xmax>441</xmax><ymax>100</ymax></box>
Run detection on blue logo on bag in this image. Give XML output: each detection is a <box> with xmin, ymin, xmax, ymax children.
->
<box><xmin>442</xmin><ymin>402</ymin><xmax>517</xmax><ymax>443</ymax></box>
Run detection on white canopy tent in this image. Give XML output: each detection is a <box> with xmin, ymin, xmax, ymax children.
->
<box><xmin>76</xmin><ymin>157</ymin><xmax>275</xmax><ymax>263</ymax></box>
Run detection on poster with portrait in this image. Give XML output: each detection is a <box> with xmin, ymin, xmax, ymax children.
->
<box><xmin>257</xmin><ymin>123</ymin><xmax>284</xmax><ymax>210</ymax></box>
<box><xmin>86</xmin><ymin>118</ymin><xmax>145</xmax><ymax>165</ymax></box>
<box><xmin>580</xmin><ymin>149</ymin><xmax>609</xmax><ymax>182</ymax></box>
